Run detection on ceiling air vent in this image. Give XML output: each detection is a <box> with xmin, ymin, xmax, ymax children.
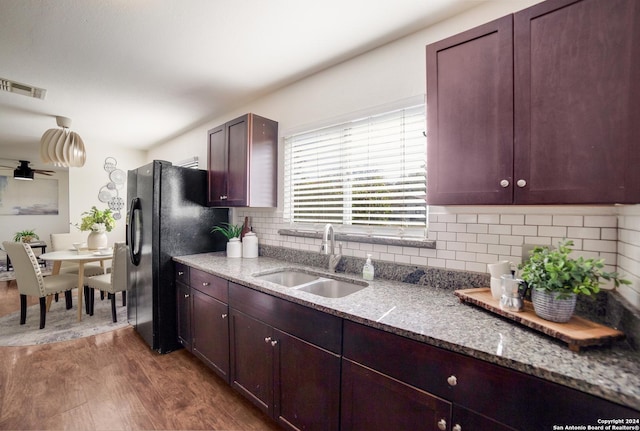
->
<box><xmin>0</xmin><ymin>77</ymin><xmax>47</xmax><ymax>100</ymax></box>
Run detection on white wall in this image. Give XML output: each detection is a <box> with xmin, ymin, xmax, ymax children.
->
<box><xmin>69</xmin><ymin>140</ymin><xmax>146</xmax><ymax>246</ymax></box>
<box><xmin>148</xmin><ymin>0</ymin><xmax>640</xmax><ymax>309</ymax></box>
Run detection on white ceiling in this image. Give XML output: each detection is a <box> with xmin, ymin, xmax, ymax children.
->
<box><xmin>0</xmin><ymin>0</ymin><xmax>480</xmax><ymax>170</ymax></box>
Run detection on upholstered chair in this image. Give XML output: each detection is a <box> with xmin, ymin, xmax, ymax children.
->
<box><xmin>3</xmin><ymin>241</ymin><xmax>79</xmax><ymax>329</ymax></box>
<box><xmin>50</xmin><ymin>232</ymin><xmax>106</xmax><ymax>276</ymax></box>
<box><xmin>85</xmin><ymin>242</ymin><xmax>127</xmax><ymax>322</ymax></box>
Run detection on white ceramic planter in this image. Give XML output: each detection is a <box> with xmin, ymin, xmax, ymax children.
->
<box><xmin>531</xmin><ymin>288</ymin><xmax>577</xmax><ymax>323</ymax></box>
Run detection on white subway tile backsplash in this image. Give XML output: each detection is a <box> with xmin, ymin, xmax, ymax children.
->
<box><xmin>567</xmin><ymin>227</ymin><xmax>600</xmax><ymax>239</ymax></box>
<box><xmin>500</xmin><ymin>214</ymin><xmax>525</xmax><ymax>225</ymax></box>
<box><xmin>512</xmin><ymin>225</ymin><xmax>537</xmax><ymax>236</ymax></box>
<box><xmin>553</xmin><ymin>215</ymin><xmax>583</xmax><ymax>226</ymax></box>
<box><xmin>478</xmin><ymin>214</ymin><xmax>500</xmax><ymax>224</ymax></box>
<box><xmin>585</xmin><ymin>215</ymin><xmax>617</xmax><ymax>228</ymax></box>
<box><xmin>526</xmin><ymin>214</ymin><xmax>552</xmax><ymax>225</ymax></box>
<box><xmin>488</xmin><ymin>224</ymin><xmax>511</xmax><ymax>235</ymax></box>
<box><xmin>583</xmin><ymin>239</ymin><xmax>617</xmax><ymax>253</ymax></box>
<box><xmin>538</xmin><ymin>226</ymin><xmax>567</xmax><ymax>237</ymax></box>
<box><xmin>243</xmin><ymin>205</ymin><xmax>640</xmax><ymax>311</ymax></box>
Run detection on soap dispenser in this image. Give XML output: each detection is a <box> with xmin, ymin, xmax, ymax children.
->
<box><xmin>362</xmin><ymin>254</ymin><xmax>375</xmax><ymax>281</ymax></box>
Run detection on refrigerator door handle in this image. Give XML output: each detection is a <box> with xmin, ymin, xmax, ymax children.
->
<box><xmin>128</xmin><ymin>197</ymin><xmax>142</xmax><ymax>266</ymax></box>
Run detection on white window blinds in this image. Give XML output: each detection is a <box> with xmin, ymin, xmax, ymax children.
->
<box><xmin>284</xmin><ymin>104</ymin><xmax>427</xmax><ymax>233</ymax></box>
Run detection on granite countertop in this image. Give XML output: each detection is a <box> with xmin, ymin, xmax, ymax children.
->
<box><xmin>174</xmin><ymin>252</ymin><xmax>640</xmax><ymax>411</ymax></box>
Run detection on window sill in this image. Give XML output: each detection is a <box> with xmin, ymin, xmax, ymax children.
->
<box><xmin>278</xmin><ymin>229</ymin><xmax>436</xmax><ymax>249</ymax></box>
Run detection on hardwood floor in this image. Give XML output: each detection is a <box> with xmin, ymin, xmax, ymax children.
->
<box><xmin>0</xmin><ymin>280</ymin><xmax>280</xmax><ymax>431</ymax></box>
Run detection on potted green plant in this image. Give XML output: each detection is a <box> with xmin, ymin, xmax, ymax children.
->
<box><xmin>519</xmin><ymin>239</ymin><xmax>630</xmax><ymax>322</ymax></box>
<box><xmin>13</xmin><ymin>229</ymin><xmax>39</xmax><ymax>243</ymax></box>
<box><xmin>211</xmin><ymin>222</ymin><xmax>243</xmax><ymax>258</ymax></box>
<box><xmin>77</xmin><ymin>206</ymin><xmax>116</xmax><ymax>249</ymax></box>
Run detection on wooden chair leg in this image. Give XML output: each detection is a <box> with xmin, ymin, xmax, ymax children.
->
<box><xmin>54</xmin><ymin>293</ymin><xmax>59</xmax><ymax>302</ymax></box>
<box><xmin>20</xmin><ymin>294</ymin><xmax>27</xmax><ymax>325</ymax></box>
<box><xmin>122</xmin><ymin>291</ymin><xmax>126</xmax><ymax>307</ymax></box>
<box><xmin>111</xmin><ymin>294</ymin><xmax>117</xmax><ymax>323</ymax></box>
<box><xmin>39</xmin><ymin>297</ymin><xmax>46</xmax><ymax>329</ymax></box>
<box><xmin>65</xmin><ymin>290</ymin><xmax>72</xmax><ymax>309</ymax></box>
<box><xmin>101</xmin><ymin>291</ymin><xmax>105</xmax><ymax>301</ymax></box>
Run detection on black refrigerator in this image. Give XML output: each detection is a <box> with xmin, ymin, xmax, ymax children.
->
<box><xmin>127</xmin><ymin>160</ymin><xmax>227</xmax><ymax>353</ymax></box>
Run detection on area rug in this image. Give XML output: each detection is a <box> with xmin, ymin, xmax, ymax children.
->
<box><xmin>0</xmin><ymin>293</ymin><xmax>128</xmax><ymax>346</ymax></box>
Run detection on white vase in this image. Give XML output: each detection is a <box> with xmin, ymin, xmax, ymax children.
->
<box><xmin>226</xmin><ymin>238</ymin><xmax>242</xmax><ymax>258</ymax></box>
<box><xmin>87</xmin><ymin>231</ymin><xmax>108</xmax><ymax>250</ymax></box>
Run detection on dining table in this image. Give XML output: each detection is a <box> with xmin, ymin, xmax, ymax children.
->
<box><xmin>39</xmin><ymin>249</ymin><xmax>113</xmax><ymax>321</ymax></box>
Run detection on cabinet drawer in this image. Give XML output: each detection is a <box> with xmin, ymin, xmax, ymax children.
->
<box><xmin>175</xmin><ymin>262</ymin><xmax>189</xmax><ymax>285</ymax></box>
<box><xmin>229</xmin><ymin>282</ymin><xmax>342</xmax><ymax>354</ymax></box>
<box><xmin>190</xmin><ymin>268</ymin><xmax>228</xmax><ymax>303</ymax></box>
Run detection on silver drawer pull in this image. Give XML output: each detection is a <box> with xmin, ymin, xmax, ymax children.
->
<box><xmin>264</xmin><ymin>337</ymin><xmax>271</xmax><ymax>343</ymax></box>
<box><xmin>271</xmin><ymin>340</ymin><xmax>278</xmax><ymax>346</ymax></box>
<box><xmin>221</xmin><ymin>313</ymin><xmax>228</xmax><ymax>319</ymax></box>
<box><xmin>184</xmin><ymin>294</ymin><xmax>190</xmax><ymax>298</ymax></box>
<box><xmin>437</xmin><ymin>419</ymin><xmax>447</xmax><ymax>431</ymax></box>
<box><xmin>177</xmin><ymin>271</ymin><xmax>184</xmax><ymax>276</ymax></box>
<box><xmin>202</xmin><ymin>282</ymin><xmax>210</xmax><ymax>286</ymax></box>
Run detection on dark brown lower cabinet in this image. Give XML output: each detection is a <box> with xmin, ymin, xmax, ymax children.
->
<box><xmin>229</xmin><ymin>308</ymin><xmax>341</xmax><ymax>431</ymax></box>
<box><xmin>192</xmin><ymin>288</ymin><xmax>229</xmax><ymax>382</ymax></box>
<box><xmin>343</xmin><ymin>320</ymin><xmax>639</xmax><ymax>431</ymax></box>
<box><xmin>341</xmin><ymin>358</ymin><xmax>451</xmax><ymax>431</ymax></box>
<box><xmin>176</xmin><ymin>280</ymin><xmax>192</xmax><ymax>351</ymax></box>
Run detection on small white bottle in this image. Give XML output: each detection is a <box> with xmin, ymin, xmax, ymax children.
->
<box><xmin>362</xmin><ymin>254</ymin><xmax>375</xmax><ymax>281</ymax></box>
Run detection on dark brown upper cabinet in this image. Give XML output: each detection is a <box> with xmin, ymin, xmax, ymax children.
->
<box><xmin>207</xmin><ymin>113</ymin><xmax>278</xmax><ymax>207</ymax></box>
<box><xmin>426</xmin><ymin>0</ymin><xmax>640</xmax><ymax>205</ymax></box>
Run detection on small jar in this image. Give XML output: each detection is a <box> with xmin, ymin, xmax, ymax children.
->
<box><xmin>226</xmin><ymin>238</ymin><xmax>242</xmax><ymax>258</ymax></box>
<box><xmin>242</xmin><ymin>232</ymin><xmax>258</xmax><ymax>258</ymax></box>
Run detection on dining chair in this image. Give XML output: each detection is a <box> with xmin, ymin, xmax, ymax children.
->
<box><xmin>2</xmin><ymin>241</ymin><xmax>79</xmax><ymax>329</ymax></box>
<box><xmin>85</xmin><ymin>242</ymin><xmax>127</xmax><ymax>322</ymax></box>
<box><xmin>50</xmin><ymin>232</ymin><xmax>106</xmax><ymax>276</ymax></box>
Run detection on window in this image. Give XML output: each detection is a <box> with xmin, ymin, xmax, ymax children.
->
<box><xmin>284</xmin><ymin>104</ymin><xmax>427</xmax><ymax>237</ymax></box>
<box><xmin>176</xmin><ymin>156</ymin><xmax>199</xmax><ymax>169</ymax></box>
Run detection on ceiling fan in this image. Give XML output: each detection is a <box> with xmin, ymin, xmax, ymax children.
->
<box><xmin>0</xmin><ymin>160</ymin><xmax>55</xmax><ymax>180</ymax></box>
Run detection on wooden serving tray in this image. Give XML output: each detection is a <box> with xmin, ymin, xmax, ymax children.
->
<box><xmin>454</xmin><ymin>288</ymin><xmax>625</xmax><ymax>352</ymax></box>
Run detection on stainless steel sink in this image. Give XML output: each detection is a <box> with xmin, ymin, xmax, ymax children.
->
<box><xmin>296</xmin><ymin>278</ymin><xmax>367</xmax><ymax>298</ymax></box>
<box><xmin>253</xmin><ymin>270</ymin><xmax>320</xmax><ymax>287</ymax></box>
<box><xmin>253</xmin><ymin>268</ymin><xmax>368</xmax><ymax>298</ymax></box>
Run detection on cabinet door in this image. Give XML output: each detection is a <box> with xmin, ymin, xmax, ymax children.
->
<box><xmin>341</xmin><ymin>358</ymin><xmax>451</xmax><ymax>431</ymax></box>
<box><xmin>452</xmin><ymin>405</ymin><xmax>517</xmax><ymax>431</ymax></box>
<box><xmin>226</xmin><ymin>115</ymin><xmax>249</xmax><ymax>206</ymax></box>
<box><xmin>207</xmin><ymin>124</ymin><xmax>227</xmax><ymax>206</ymax></box>
<box><xmin>426</xmin><ymin>15</ymin><xmax>514</xmax><ymax>205</ymax></box>
<box><xmin>229</xmin><ymin>308</ymin><xmax>273</xmax><ymax>416</ymax></box>
<box><xmin>192</xmin><ymin>289</ymin><xmax>229</xmax><ymax>382</ymax></box>
<box><xmin>176</xmin><ymin>281</ymin><xmax>191</xmax><ymax>351</ymax></box>
<box><xmin>514</xmin><ymin>0</ymin><xmax>640</xmax><ymax>204</ymax></box>
<box><xmin>273</xmin><ymin>329</ymin><xmax>340</xmax><ymax>431</ymax></box>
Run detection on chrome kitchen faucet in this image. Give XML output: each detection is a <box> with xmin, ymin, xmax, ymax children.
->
<box><xmin>320</xmin><ymin>223</ymin><xmax>342</xmax><ymax>272</ymax></box>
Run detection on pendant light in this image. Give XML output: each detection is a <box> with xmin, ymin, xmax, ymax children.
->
<box><xmin>40</xmin><ymin>116</ymin><xmax>86</xmax><ymax>167</ymax></box>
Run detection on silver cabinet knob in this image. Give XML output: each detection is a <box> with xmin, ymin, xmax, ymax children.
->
<box><xmin>177</xmin><ymin>271</ymin><xmax>184</xmax><ymax>276</ymax></box>
<box><xmin>264</xmin><ymin>336</ymin><xmax>271</xmax><ymax>343</ymax></box>
<box><xmin>221</xmin><ymin>313</ymin><xmax>228</xmax><ymax>319</ymax></box>
<box><xmin>500</xmin><ymin>179</ymin><xmax>509</xmax><ymax>188</ymax></box>
<box><xmin>271</xmin><ymin>340</ymin><xmax>278</xmax><ymax>346</ymax></box>
<box><xmin>517</xmin><ymin>179</ymin><xmax>527</xmax><ymax>188</ymax></box>
<box><xmin>202</xmin><ymin>282</ymin><xmax>210</xmax><ymax>286</ymax></box>
<box><xmin>453</xmin><ymin>425</ymin><xmax>462</xmax><ymax>431</ymax></box>
<box><xmin>184</xmin><ymin>294</ymin><xmax>190</xmax><ymax>298</ymax></box>
<box><xmin>437</xmin><ymin>419</ymin><xmax>447</xmax><ymax>431</ymax></box>
<box><xmin>220</xmin><ymin>195</ymin><xmax>228</xmax><ymax>200</ymax></box>
<box><xmin>447</xmin><ymin>375</ymin><xmax>458</xmax><ymax>386</ymax></box>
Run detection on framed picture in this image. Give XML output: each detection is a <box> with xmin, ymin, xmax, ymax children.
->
<box><xmin>0</xmin><ymin>175</ymin><xmax>59</xmax><ymax>215</ymax></box>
